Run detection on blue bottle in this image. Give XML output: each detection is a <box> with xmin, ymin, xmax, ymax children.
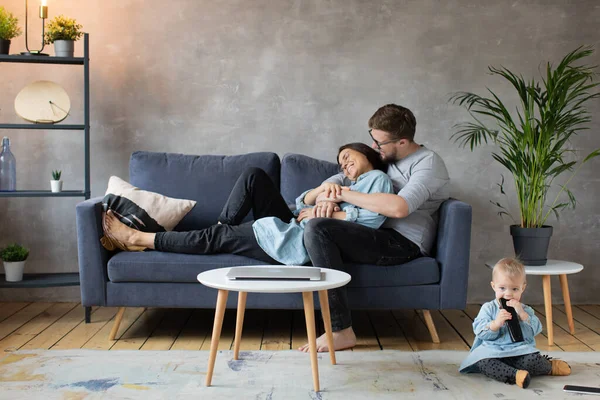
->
<box><xmin>0</xmin><ymin>136</ymin><xmax>16</xmax><ymax>191</ymax></box>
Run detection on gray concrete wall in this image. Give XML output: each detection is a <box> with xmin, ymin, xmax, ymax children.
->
<box><xmin>0</xmin><ymin>0</ymin><xmax>598</xmax><ymax>305</ymax></box>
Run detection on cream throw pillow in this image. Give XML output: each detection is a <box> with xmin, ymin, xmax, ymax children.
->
<box><xmin>100</xmin><ymin>176</ymin><xmax>196</xmax><ymax>251</ymax></box>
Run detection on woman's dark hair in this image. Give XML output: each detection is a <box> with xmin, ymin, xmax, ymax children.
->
<box><xmin>337</xmin><ymin>142</ymin><xmax>387</xmax><ymax>173</ymax></box>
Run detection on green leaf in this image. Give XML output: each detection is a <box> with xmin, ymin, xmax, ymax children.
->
<box><xmin>44</xmin><ymin>15</ymin><xmax>83</xmax><ymax>44</ymax></box>
<box><xmin>0</xmin><ymin>243</ymin><xmax>29</xmax><ymax>262</ymax></box>
<box><xmin>0</xmin><ymin>6</ymin><xmax>22</xmax><ymax>40</ymax></box>
<box><xmin>583</xmin><ymin>149</ymin><xmax>600</xmax><ymax>163</ymax></box>
<box><xmin>449</xmin><ymin>46</ymin><xmax>600</xmax><ymax>225</ymax></box>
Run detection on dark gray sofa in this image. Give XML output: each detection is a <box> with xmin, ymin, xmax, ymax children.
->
<box><xmin>76</xmin><ymin>151</ymin><xmax>472</xmax><ymax>341</ymax></box>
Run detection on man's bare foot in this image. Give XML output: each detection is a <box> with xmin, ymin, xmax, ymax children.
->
<box><xmin>104</xmin><ymin>211</ymin><xmax>154</xmax><ymax>249</ymax></box>
<box><xmin>298</xmin><ymin>326</ymin><xmax>356</xmax><ymax>353</ymax></box>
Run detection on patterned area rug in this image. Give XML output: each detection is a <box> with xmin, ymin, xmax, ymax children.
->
<box><xmin>0</xmin><ymin>350</ymin><xmax>598</xmax><ymax>399</ymax></box>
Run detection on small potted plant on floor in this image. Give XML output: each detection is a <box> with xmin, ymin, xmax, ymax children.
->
<box><xmin>51</xmin><ymin>169</ymin><xmax>62</xmax><ymax>192</ymax></box>
<box><xmin>0</xmin><ymin>6</ymin><xmax>22</xmax><ymax>55</ymax></box>
<box><xmin>1</xmin><ymin>243</ymin><xmax>29</xmax><ymax>282</ymax></box>
<box><xmin>44</xmin><ymin>15</ymin><xmax>83</xmax><ymax>57</ymax></box>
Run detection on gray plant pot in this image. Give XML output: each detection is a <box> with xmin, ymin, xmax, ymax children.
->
<box><xmin>0</xmin><ymin>39</ymin><xmax>10</xmax><ymax>55</ymax></box>
<box><xmin>53</xmin><ymin>40</ymin><xmax>75</xmax><ymax>57</ymax></box>
<box><xmin>510</xmin><ymin>225</ymin><xmax>553</xmax><ymax>266</ymax></box>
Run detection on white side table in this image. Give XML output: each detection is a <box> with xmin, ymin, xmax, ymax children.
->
<box><xmin>485</xmin><ymin>259</ymin><xmax>584</xmax><ymax>346</ymax></box>
<box><xmin>197</xmin><ymin>266</ymin><xmax>351</xmax><ymax>392</ymax></box>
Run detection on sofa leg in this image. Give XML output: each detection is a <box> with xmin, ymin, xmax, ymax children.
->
<box><xmin>109</xmin><ymin>307</ymin><xmax>126</xmax><ymax>340</ymax></box>
<box><xmin>422</xmin><ymin>310</ymin><xmax>440</xmax><ymax>344</ymax></box>
<box><xmin>84</xmin><ymin>306</ymin><xmax>91</xmax><ymax>323</ymax></box>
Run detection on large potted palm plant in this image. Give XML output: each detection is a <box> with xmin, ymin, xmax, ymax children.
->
<box><xmin>450</xmin><ymin>46</ymin><xmax>600</xmax><ymax>265</ymax></box>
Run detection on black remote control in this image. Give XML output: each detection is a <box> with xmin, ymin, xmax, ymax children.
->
<box><xmin>499</xmin><ymin>298</ymin><xmax>524</xmax><ymax>343</ymax></box>
<box><xmin>563</xmin><ymin>385</ymin><xmax>600</xmax><ymax>395</ymax></box>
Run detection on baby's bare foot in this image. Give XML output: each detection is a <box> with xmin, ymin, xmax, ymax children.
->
<box><xmin>298</xmin><ymin>326</ymin><xmax>356</xmax><ymax>353</ymax></box>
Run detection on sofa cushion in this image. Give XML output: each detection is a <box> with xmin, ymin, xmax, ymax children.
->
<box><xmin>281</xmin><ymin>153</ymin><xmax>340</xmax><ymax>204</ymax></box>
<box><xmin>107</xmin><ymin>251</ymin><xmax>439</xmax><ymax>287</ymax></box>
<box><xmin>107</xmin><ymin>251</ymin><xmax>266</xmax><ymax>283</ymax></box>
<box><xmin>129</xmin><ymin>151</ymin><xmax>281</xmax><ymax>231</ymax></box>
<box><xmin>344</xmin><ymin>257</ymin><xmax>440</xmax><ymax>287</ymax></box>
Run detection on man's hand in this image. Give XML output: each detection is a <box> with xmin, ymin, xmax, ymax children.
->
<box><xmin>296</xmin><ymin>208</ymin><xmax>314</xmax><ymax>223</ymax></box>
<box><xmin>311</xmin><ymin>202</ymin><xmax>340</xmax><ymax>218</ymax></box>
<box><xmin>316</xmin><ymin>186</ymin><xmax>350</xmax><ymax>203</ymax></box>
<box><xmin>320</xmin><ymin>182</ymin><xmax>342</xmax><ymax>199</ymax></box>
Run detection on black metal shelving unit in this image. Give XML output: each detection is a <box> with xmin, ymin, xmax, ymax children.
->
<box><xmin>0</xmin><ymin>273</ymin><xmax>80</xmax><ymax>288</ymax></box>
<box><xmin>0</xmin><ymin>34</ymin><xmax>90</xmax><ymax>305</ymax></box>
<box><xmin>0</xmin><ymin>124</ymin><xmax>86</xmax><ymax>130</ymax></box>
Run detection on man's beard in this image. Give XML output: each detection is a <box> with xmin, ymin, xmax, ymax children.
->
<box><xmin>380</xmin><ymin>150</ymin><xmax>395</xmax><ymax>163</ymax></box>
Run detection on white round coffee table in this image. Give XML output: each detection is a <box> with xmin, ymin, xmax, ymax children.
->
<box><xmin>197</xmin><ymin>266</ymin><xmax>351</xmax><ymax>392</ymax></box>
<box><xmin>486</xmin><ymin>259</ymin><xmax>584</xmax><ymax>346</ymax></box>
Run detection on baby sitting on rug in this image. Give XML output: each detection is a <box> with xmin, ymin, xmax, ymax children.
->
<box><xmin>459</xmin><ymin>257</ymin><xmax>571</xmax><ymax>388</ymax></box>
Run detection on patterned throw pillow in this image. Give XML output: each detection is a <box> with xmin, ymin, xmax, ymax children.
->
<box><xmin>100</xmin><ymin>176</ymin><xmax>197</xmax><ymax>252</ymax></box>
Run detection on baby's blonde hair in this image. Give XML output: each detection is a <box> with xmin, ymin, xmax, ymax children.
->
<box><xmin>492</xmin><ymin>257</ymin><xmax>527</xmax><ymax>283</ymax></box>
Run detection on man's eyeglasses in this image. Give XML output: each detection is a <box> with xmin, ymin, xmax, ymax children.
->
<box><xmin>368</xmin><ymin>129</ymin><xmax>401</xmax><ymax>149</ymax></box>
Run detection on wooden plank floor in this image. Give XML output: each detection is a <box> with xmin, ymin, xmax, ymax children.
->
<box><xmin>1</xmin><ymin>302</ymin><xmax>599</xmax><ymax>352</ymax></box>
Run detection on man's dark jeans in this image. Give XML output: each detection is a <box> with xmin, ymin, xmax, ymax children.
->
<box><xmin>155</xmin><ymin>167</ymin><xmax>292</xmax><ymax>264</ymax></box>
<box><xmin>303</xmin><ymin>218</ymin><xmax>421</xmax><ymax>331</ymax></box>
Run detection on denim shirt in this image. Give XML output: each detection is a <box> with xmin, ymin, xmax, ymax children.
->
<box><xmin>459</xmin><ymin>299</ymin><xmax>543</xmax><ymax>373</ymax></box>
<box><xmin>252</xmin><ymin>170</ymin><xmax>393</xmax><ymax>265</ymax></box>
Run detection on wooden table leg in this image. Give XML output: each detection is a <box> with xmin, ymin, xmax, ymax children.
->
<box><xmin>542</xmin><ymin>275</ymin><xmax>553</xmax><ymax>346</ymax></box>
<box><xmin>318</xmin><ymin>290</ymin><xmax>336</xmax><ymax>365</ymax></box>
<box><xmin>302</xmin><ymin>291</ymin><xmax>320</xmax><ymax>392</ymax></box>
<box><xmin>109</xmin><ymin>307</ymin><xmax>126</xmax><ymax>340</ymax></box>
<box><xmin>233</xmin><ymin>291</ymin><xmax>247</xmax><ymax>360</ymax></box>
<box><xmin>559</xmin><ymin>274</ymin><xmax>575</xmax><ymax>334</ymax></box>
<box><xmin>422</xmin><ymin>310</ymin><xmax>440</xmax><ymax>344</ymax></box>
<box><xmin>206</xmin><ymin>289</ymin><xmax>229</xmax><ymax>387</ymax></box>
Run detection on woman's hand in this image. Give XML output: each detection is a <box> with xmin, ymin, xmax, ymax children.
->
<box><xmin>311</xmin><ymin>202</ymin><xmax>341</xmax><ymax>218</ymax></box>
<box><xmin>297</xmin><ymin>208</ymin><xmax>314</xmax><ymax>222</ymax></box>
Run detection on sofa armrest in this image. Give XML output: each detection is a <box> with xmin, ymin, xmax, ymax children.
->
<box><xmin>435</xmin><ymin>199</ymin><xmax>472</xmax><ymax>309</ymax></box>
<box><xmin>76</xmin><ymin>196</ymin><xmax>110</xmax><ymax>307</ymax></box>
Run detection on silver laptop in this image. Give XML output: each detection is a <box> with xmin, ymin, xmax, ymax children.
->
<box><xmin>226</xmin><ymin>266</ymin><xmax>322</xmax><ymax>281</ymax></box>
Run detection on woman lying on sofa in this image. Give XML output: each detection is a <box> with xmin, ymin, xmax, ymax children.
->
<box><xmin>104</xmin><ymin>142</ymin><xmax>393</xmax><ymax>266</ymax></box>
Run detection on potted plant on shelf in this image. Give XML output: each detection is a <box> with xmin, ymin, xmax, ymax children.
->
<box><xmin>0</xmin><ymin>6</ymin><xmax>22</xmax><ymax>55</ymax></box>
<box><xmin>51</xmin><ymin>169</ymin><xmax>62</xmax><ymax>192</ymax></box>
<box><xmin>450</xmin><ymin>46</ymin><xmax>600</xmax><ymax>265</ymax></box>
<box><xmin>43</xmin><ymin>15</ymin><xmax>83</xmax><ymax>57</ymax></box>
<box><xmin>1</xmin><ymin>243</ymin><xmax>29</xmax><ymax>282</ymax></box>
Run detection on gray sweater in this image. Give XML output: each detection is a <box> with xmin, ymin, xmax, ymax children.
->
<box><xmin>384</xmin><ymin>146</ymin><xmax>450</xmax><ymax>255</ymax></box>
<box><xmin>326</xmin><ymin>145</ymin><xmax>450</xmax><ymax>255</ymax></box>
